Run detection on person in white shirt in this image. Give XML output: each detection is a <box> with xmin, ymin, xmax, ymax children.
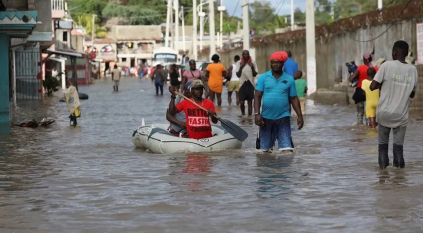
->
<box><xmin>236</xmin><ymin>50</ymin><xmax>258</xmax><ymax>116</ymax></box>
<box><xmin>370</xmin><ymin>40</ymin><xmax>418</xmax><ymax>169</ymax></box>
<box><xmin>226</xmin><ymin>55</ymin><xmax>241</xmax><ymax>105</ymax></box>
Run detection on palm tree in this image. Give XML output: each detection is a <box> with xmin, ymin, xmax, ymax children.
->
<box><xmin>75</xmin><ymin>14</ymin><xmax>108</xmax><ymax>39</ymax></box>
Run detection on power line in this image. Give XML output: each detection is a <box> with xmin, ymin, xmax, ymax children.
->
<box><xmin>251</xmin><ymin>0</ymin><xmax>284</xmax><ymax>20</ymax></box>
<box><xmin>352</xmin><ymin>0</ymin><xmax>413</xmax><ymax>42</ymax></box>
<box><xmin>275</xmin><ymin>0</ymin><xmax>286</xmax><ymax>15</ymax></box>
<box><xmin>230</xmin><ymin>0</ymin><xmax>241</xmax><ymax>18</ymax></box>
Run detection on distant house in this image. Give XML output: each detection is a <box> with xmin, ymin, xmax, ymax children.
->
<box><xmin>108</xmin><ymin>25</ymin><xmax>164</xmax><ymax>67</ymax></box>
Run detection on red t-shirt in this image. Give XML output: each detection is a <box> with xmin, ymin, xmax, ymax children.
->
<box><xmin>357</xmin><ymin>65</ymin><xmax>378</xmax><ymax>88</ymax></box>
<box><xmin>176</xmin><ymin>99</ymin><xmax>216</xmax><ymax>140</ymax></box>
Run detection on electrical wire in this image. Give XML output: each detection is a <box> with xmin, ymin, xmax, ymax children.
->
<box><xmin>230</xmin><ymin>0</ymin><xmax>241</xmax><ymax>18</ymax></box>
<box><xmin>275</xmin><ymin>0</ymin><xmax>286</xmax><ymax>15</ymax></box>
<box><xmin>351</xmin><ymin>0</ymin><xmax>413</xmax><ymax>42</ymax></box>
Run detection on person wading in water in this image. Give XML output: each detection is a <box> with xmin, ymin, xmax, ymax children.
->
<box><xmin>236</xmin><ymin>50</ymin><xmax>258</xmax><ymax>116</ymax></box>
<box><xmin>349</xmin><ymin>52</ymin><xmax>379</xmax><ymax>126</ymax></box>
<box><xmin>254</xmin><ymin>51</ymin><xmax>303</xmax><ymax>153</ymax></box>
<box><xmin>370</xmin><ymin>40</ymin><xmax>418</xmax><ymax>169</ymax></box>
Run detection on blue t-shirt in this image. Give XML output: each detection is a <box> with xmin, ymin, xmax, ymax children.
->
<box><xmin>283</xmin><ymin>58</ymin><xmax>298</xmax><ymax>77</ymax></box>
<box><xmin>255</xmin><ymin>70</ymin><xmax>297</xmax><ymax>120</ymax></box>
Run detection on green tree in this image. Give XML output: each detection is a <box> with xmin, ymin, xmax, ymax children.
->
<box><xmin>274</xmin><ymin>15</ymin><xmax>287</xmax><ymax>29</ymax></box>
<box><xmin>333</xmin><ymin>0</ymin><xmax>410</xmax><ymax>19</ymax></box>
<box><xmin>293</xmin><ymin>7</ymin><xmax>305</xmax><ymax>24</ymax></box>
<box><xmin>68</xmin><ymin>0</ymin><xmax>109</xmax><ymax>17</ymax></box>
<box><xmin>74</xmin><ymin>14</ymin><xmax>107</xmax><ymax>38</ymax></box>
<box><xmin>102</xmin><ymin>3</ymin><xmax>162</xmax><ymax>25</ymax></box>
<box><xmin>249</xmin><ymin>0</ymin><xmax>279</xmax><ymax>34</ymax></box>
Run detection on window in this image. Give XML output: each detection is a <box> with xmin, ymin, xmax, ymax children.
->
<box><xmin>122</xmin><ymin>58</ymin><xmax>127</xmax><ymax>62</ymax></box>
<box><xmin>63</xmin><ymin>31</ymin><xmax>68</xmax><ymax>42</ymax></box>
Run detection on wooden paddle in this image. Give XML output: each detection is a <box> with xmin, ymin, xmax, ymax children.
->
<box><xmin>175</xmin><ymin>91</ymin><xmax>248</xmax><ymax>142</ymax></box>
<box><xmin>256</xmin><ymin>127</ymin><xmax>260</xmax><ymax>150</ymax></box>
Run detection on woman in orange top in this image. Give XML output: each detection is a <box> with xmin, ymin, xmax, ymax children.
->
<box><xmin>206</xmin><ymin>54</ymin><xmax>227</xmax><ymax>106</ymax></box>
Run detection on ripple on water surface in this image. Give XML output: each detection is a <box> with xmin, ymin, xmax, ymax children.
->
<box><xmin>1</xmin><ymin>78</ymin><xmax>423</xmax><ymax>232</ymax></box>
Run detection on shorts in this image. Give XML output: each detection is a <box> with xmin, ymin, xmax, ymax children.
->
<box><xmin>228</xmin><ymin>80</ymin><xmax>240</xmax><ymax>92</ymax></box>
<box><xmin>366</xmin><ymin>101</ymin><xmax>377</xmax><ymax>118</ymax></box>
<box><xmin>114</xmin><ymin>80</ymin><xmax>120</xmax><ymax>86</ymax></box>
<box><xmin>239</xmin><ymin>80</ymin><xmax>255</xmax><ymax>101</ymax></box>
<box><xmin>260</xmin><ymin>117</ymin><xmax>293</xmax><ymax>150</ymax></box>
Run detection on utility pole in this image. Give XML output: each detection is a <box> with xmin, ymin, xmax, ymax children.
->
<box><xmin>306</xmin><ymin>0</ymin><xmax>316</xmax><ymax>95</ymax></box>
<box><xmin>192</xmin><ymin>0</ymin><xmax>198</xmax><ymax>59</ymax></box>
<box><xmin>91</xmin><ymin>14</ymin><xmax>97</xmax><ymax>52</ymax></box>
<box><xmin>291</xmin><ymin>0</ymin><xmax>294</xmax><ymax>30</ymax></box>
<box><xmin>378</xmin><ymin>0</ymin><xmax>383</xmax><ymax>10</ymax></box>
<box><xmin>199</xmin><ymin>3</ymin><xmax>204</xmax><ymax>51</ymax></box>
<box><xmin>174</xmin><ymin>0</ymin><xmax>179</xmax><ymax>53</ymax></box>
<box><xmin>242</xmin><ymin>0</ymin><xmax>250</xmax><ymax>50</ymax></box>
<box><xmin>165</xmin><ymin>0</ymin><xmax>172</xmax><ymax>47</ymax></box>
<box><xmin>170</xmin><ymin>5</ymin><xmax>174</xmax><ymax>49</ymax></box>
<box><xmin>209</xmin><ymin>0</ymin><xmax>216</xmax><ymax>56</ymax></box>
<box><xmin>218</xmin><ymin>0</ymin><xmax>226</xmax><ymax>48</ymax></box>
<box><xmin>181</xmin><ymin>6</ymin><xmax>186</xmax><ymax>53</ymax></box>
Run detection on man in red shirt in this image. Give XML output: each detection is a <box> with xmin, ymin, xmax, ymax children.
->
<box><xmin>168</xmin><ymin>79</ymin><xmax>218</xmax><ymax>140</ymax></box>
<box><xmin>348</xmin><ymin>52</ymin><xmax>379</xmax><ymax>126</ymax></box>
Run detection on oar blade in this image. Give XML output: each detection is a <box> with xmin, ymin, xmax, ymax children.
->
<box><xmin>219</xmin><ymin>118</ymin><xmax>248</xmax><ymax>142</ymax></box>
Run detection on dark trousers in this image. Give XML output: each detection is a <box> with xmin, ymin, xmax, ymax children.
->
<box><xmin>155</xmin><ymin>84</ymin><xmax>163</xmax><ymax>95</ymax></box>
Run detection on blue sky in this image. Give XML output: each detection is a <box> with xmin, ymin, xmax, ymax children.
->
<box><xmin>223</xmin><ymin>0</ymin><xmax>335</xmax><ymax>17</ymax></box>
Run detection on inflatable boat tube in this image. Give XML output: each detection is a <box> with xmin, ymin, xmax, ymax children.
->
<box><xmin>132</xmin><ymin>124</ymin><xmax>242</xmax><ymax>154</ymax></box>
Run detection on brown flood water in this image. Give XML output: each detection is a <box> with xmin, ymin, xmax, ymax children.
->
<box><xmin>1</xmin><ymin>78</ymin><xmax>423</xmax><ymax>233</ymax></box>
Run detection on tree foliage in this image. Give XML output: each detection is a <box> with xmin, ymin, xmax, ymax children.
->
<box><xmin>249</xmin><ymin>1</ymin><xmax>278</xmax><ymax>35</ymax></box>
<box><xmin>68</xmin><ymin>0</ymin><xmax>109</xmax><ymax>17</ymax></box>
<box><xmin>102</xmin><ymin>3</ymin><xmax>162</xmax><ymax>25</ymax></box>
<box><xmin>68</xmin><ymin>0</ymin><xmax>411</xmax><ymax>37</ymax></box>
<box><xmin>74</xmin><ymin>14</ymin><xmax>107</xmax><ymax>38</ymax></box>
<box><xmin>292</xmin><ymin>0</ymin><xmax>411</xmax><ymax>25</ymax></box>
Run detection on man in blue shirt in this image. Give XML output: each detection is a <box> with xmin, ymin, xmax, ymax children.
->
<box><xmin>283</xmin><ymin>50</ymin><xmax>299</xmax><ymax>77</ymax></box>
<box><xmin>254</xmin><ymin>51</ymin><xmax>304</xmax><ymax>152</ymax></box>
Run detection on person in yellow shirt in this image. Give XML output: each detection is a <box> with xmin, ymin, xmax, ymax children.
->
<box><xmin>361</xmin><ymin>68</ymin><xmax>379</xmax><ymax>129</ymax></box>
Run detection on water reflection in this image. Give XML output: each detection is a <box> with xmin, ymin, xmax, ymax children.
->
<box><xmin>182</xmin><ymin>154</ymin><xmax>213</xmax><ymax>174</ymax></box>
<box><xmin>255</xmin><ymin>154</ymin><xmax>294</xmax><ymax>200</ymax></box>
<box><xmin>377</xmin><ymin>169</ymin><xmax>408</xmax><ymax>186</ymax></box>
<box><xmin>168</xmin><ymin>153</ymin><xmax>214</xmax><ymax>191</ymax></box>
<box><xmin>1</xmin><ymin>78</ymin><xmax>423</xmax><ymax>232</ymax></box>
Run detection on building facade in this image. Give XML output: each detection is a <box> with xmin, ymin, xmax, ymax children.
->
<box><xmin>108</xmin><ymin>25</ymin><xmax>164</xmax><ymax>67</ymax></box>
<box><xmin>0</xmin><ymin>1</ymin><xmax>38</xmax><ymax>133</ymax></box>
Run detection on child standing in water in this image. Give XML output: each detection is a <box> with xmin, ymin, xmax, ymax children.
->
<box><xmin>361</xmin><ymin>68</ymin><xmax>379</xmax><ymax>129</ymax></box>
<box><xmin>294</xmin><ymin>70</ymin><xmax>307</xmax><ymax>115</ymax></box>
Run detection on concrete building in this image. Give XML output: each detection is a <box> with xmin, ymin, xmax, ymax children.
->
<box><xmin>0</xmin><ymin>0</ymin><xmax>89</xmax><ymax>133</ymax></box>
<box><xmin>108</xmin><ymin>25</ymin><xmax>164</xmax><ymax>67</ymax></box>
<box><xmin>46</xmin><ymin>0</ymin><xmax>89</xmax><ymax>89</ymax></box>
<box><xmin>0</xmin><ymin>0</ymin><xmax>38</xmax><ymax>133</ymax></box>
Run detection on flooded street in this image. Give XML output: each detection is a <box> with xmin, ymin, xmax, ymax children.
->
<box><xmin>1</xmin><ymin>77</ymin><xmax>423</xmax><ymax>233</ymax></box>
